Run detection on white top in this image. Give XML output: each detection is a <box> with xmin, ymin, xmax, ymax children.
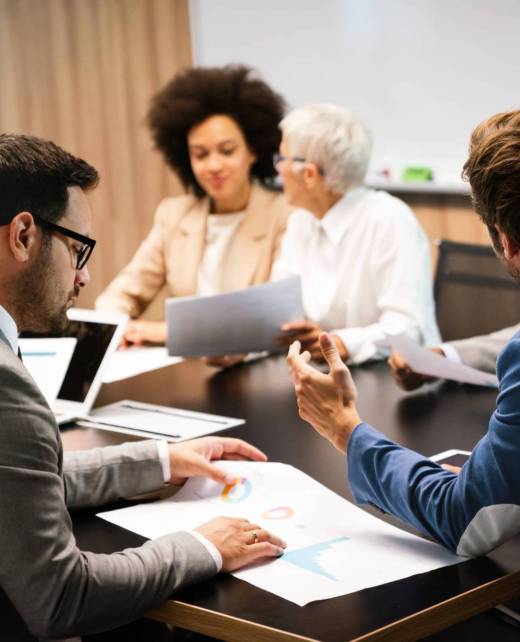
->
<box><xmin>0</xmin><ymin>304</ymin><xmax>18</xmax><ymax>353</ymax></box>
<box><xmin>272</xmin><ymin>188</ymin><xmax>441</xmax><ymax>364</ymax></box>
<box><xmin>0</xmin><ymin>305</ymin><xmax>222</xmax><ymax>569</ymax></box>
<box><xmin>197</xmin><ymin>212</ymin><xmax>245</xmax><ymax>296</ymax></box>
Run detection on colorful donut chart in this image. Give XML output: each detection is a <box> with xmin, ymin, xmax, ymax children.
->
<box><xmin>220</xmin><ymin>477</ymin><xmax>253</xmax><ymax>503</ymax></box>
<box><xmin>261</xmin><ymin>506</ymin><xmax>295</xmax><ymax>520</ymax></box>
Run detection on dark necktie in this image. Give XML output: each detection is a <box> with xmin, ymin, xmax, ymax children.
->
<box><xmin>17</xmin><ymin>347</ymin><xmax>22</xmax><ymax>361</ymax></box>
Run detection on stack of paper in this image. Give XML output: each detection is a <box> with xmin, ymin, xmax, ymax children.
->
<box><xmin>166</xmin><ymin>276</ymin><xmax>304</xmax><ymax>357</ymax></box>
<box><xmin>384</xmin><ymin>334</ymin><xmax>498</xmax><ymax>387</ymax></box>
<box><xmin>102</xmin><ymin>347</ymin><xmax>182</xmax><ymax>383</ymax></box>
<box><xmin>79</xmin><ymin>400</ymin><xmax>244</xmax><ymax>442</ymax></box>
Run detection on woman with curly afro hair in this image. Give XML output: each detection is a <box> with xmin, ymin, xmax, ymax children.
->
<box><xmin>96</xmin><ymin>65</ymin><xmax>291</xmax><ymax>361</ymax></box>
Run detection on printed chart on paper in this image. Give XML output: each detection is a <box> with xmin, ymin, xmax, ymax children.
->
<box><xmin>98</xmin><ymin>462</ymin><xmax>461</xmax><ymax>605</ymax></box>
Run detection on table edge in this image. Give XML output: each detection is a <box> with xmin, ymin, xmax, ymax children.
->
<box><xmin>145</xmin><ymin>569</ymin><xmax>520</xmax><ymax>642</ymax></box>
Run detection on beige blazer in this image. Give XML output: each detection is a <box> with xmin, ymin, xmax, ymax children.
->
<box><xmin>96</xmin><ymin>183</ymin><xmax>290</xmax><ymax>318</ymax></box>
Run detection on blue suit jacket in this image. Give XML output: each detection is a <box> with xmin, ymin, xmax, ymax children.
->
<box><xmin>348</xmin><ymin>332</ymin><xmax>520</xmax><ymax>556</ymax></box>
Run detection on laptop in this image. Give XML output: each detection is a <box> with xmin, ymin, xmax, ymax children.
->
<box><xmin>22</xmin><ymin>308</ymin><xmax>127</xmax><ymax>425</ymax></box>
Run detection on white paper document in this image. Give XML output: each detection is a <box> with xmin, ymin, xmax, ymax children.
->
<box><xmin>386</xmin><ymin>334</ymin><xmax>498</xmax><ymax>387</ymax></box>
<box><xmin>166</xmin><ymin>276</ymin><xmax>304</xmax><ymax>357</ymax></box>
<box><xmin>19</xmin><ymin>337</ymin><xmax>77</xmax><ymax>404</ymax></box>
<box><xmin>80</xmin><ymin>400</ymin><xmax>244</xmax><ymax>442</ymax></box>
<box><xmin>102</xmin><ymin>347</ymin><xmax>183</xmax><ymax>383</ymax></box>
<box><xmin>98</xmin><ymin>461</ymin><xmax>461</xmax><ymax>605</ymax></box>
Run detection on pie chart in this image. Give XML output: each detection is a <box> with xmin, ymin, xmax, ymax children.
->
<box><xmin>220</xmin><ymin>477</ymin><xmax>252</xmax><ymax>503</ymax></box>
<box><xmin>261</xmin><ymin>506</ymin><xmax>295</xmax><ymax>520</ymax></box>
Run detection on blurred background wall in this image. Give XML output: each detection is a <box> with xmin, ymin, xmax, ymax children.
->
<box><xmin>190</xmin><ymin>0</ymin><xmax>498</xmax><ymax>263</ymax></box>
<box><xmin>0</xmin><ymin>0</ymin><xmax>492</xmax><ymax>317</ymax></box>
<box><xmin>0</xmin><ymin>0</ymin><xmax>192</xmax><ymax>311</ymax></box>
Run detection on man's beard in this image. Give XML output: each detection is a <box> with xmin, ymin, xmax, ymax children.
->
<box><xmin>12</xmin><ymin>240</ymin><xmax>78</xmax><ymax>335</ymax></box>
<box><xmin>489</xmin><ymin>232</ymin><xmax>520</xmax><ymax>285</ymax></box>
<box><xmin>503</xmin><ymin>260</ymin><xmax>520</xmax><ymax>284</ymax></box>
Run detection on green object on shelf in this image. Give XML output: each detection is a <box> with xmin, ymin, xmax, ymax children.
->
<box><xmin>402</xmin><ymin>166</ymin><xmax>434</xmax><ymax>182</ymax></box>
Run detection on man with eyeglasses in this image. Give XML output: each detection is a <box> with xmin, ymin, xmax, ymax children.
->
<box><xmin>0</xmin><ymin>134</ymin><xmax>284</xmax><ymax>641</ymax></box>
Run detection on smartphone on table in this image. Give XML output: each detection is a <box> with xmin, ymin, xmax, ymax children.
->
<box><xmin>430</xmin><ymin>449</ymin><xmax>471</xmax><ymax>467</ymax></box>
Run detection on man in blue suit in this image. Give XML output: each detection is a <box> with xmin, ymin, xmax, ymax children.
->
<box><xmin>287</xmin><ymin>110</ymin><xmax>520</xmax><ymax>557</ymax></box>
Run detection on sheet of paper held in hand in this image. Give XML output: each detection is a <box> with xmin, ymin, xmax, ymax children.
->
<box><xmin>388</xmin><ymin>334</ymin><xmax>499</xmax><ymax>388</ymax></box>
<box><xmin>19</xmin><ymin>337</ymin><xmax>77</xmax><ymax>404</ymax></box>
<box><xmin>102</xmin><ymin>347</ymin><xmax>183</xmax><ymax>383</ymax></box>
<box><xmin>166</xmin><ymin>276</ymin><xmax>304</xmax><ymax>357</ymax></box>
<box><xmin>98</xmin><ymin>461</ymin><xmax>461</xmax><ymax>606</ymax></box>
<box><xmin>78</xmin><ymin>400</ymin><xmax>244</xmax><ymax>442</ymax></box>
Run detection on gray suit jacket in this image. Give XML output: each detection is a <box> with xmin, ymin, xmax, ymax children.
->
<box><xmin>449</xmin><ymin>323</ymin><xmax>520</xmax><ymax>373</ymax></box>
<box><xmin>0</xmin><ymin>336</ymin><xmax>216</xmax><ymax>641</ymax></box>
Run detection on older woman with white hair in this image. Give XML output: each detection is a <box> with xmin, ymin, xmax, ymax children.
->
<box><xmin>273</xmin><ymin>103</ymin><xmax>440</xmax><ymax>364</ymax></box>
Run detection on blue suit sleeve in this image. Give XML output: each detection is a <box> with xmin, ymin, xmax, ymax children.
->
<box><xmin>348</xmin><ymin>335</ymin><xmax>520</xmax><ymax>556</ymax></box>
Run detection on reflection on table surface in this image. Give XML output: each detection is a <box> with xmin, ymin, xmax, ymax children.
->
<box><xmin>65</xmin><ymin>355</ymin><xmax>519</xmax><ymax>642</ymax></box>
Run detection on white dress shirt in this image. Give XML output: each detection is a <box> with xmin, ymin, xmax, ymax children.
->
<box><xmin>272</xmin><ymin>188</ymin><xmax>440</xmax><ymax>364</ymax></box>
<box><xmin>197</xmin><ymin>212</ymin><xmax>245</xmax><ymax>296</ymax></box>
<box><xmin>0</xmin><ymin>304</ymin><xmax>18</xmax><ymax>353</ymax></box>
<box><xmin>0</xmin><ymin>305</ymin><xmax>223</xmax><ymax>570</ymax></box>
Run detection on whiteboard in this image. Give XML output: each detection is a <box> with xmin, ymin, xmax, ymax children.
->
<box><xmin>189</xmin><ymin>0</ymin><xmax>520</xmax><ymax>192</ymax></box>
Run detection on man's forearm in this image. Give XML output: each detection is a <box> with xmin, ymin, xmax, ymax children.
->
<box><xmin>63</xmin><ymin>440</ymin><xmax>164</xmax><ymax>509</ymax></box>
<box><xmin>346</xmin><ymin>423</ymin><xmax>465</xmax><ymax>552</ymax></box>
<box><xmin>346</xmin><ymin>421</ymin><xmax>520</xmax><ymax>556</ymax></box>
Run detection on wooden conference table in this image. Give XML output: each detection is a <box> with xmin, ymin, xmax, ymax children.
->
<box><xmin>64</xmin><ymin>355</ymin><xmax>520</xmax><ymax>641</ymax></box>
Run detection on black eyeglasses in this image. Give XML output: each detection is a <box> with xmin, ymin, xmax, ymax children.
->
<box><xmin>273</xmin><ymin>153</ymin><xmax>324</xmax><ymax>175</ymax></box>
<box><xmin>273</xmin><ymin>153</ymin><xmax>307</xmax><ymax>166</ymax></box>
<box><xmin>34</xmin><ymin>216</ymin><xmax>96</xmax><ymax>270</ymax></box>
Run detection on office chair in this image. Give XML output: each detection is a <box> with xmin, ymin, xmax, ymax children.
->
<box><xmin>434</xmin><ymin>240</ymin><xmax>520</xmax><ymax>342</ymax></box>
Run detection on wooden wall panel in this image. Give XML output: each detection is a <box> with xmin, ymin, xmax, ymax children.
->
<box><xmin>398</xmin><ymin>194</ymin><xmax>491</xmax><ymax>270</ymax></box>
<box><xmin>0</xmin><ymin>0</ymin><xmax>191</xmax><ymax>312</ymax></box>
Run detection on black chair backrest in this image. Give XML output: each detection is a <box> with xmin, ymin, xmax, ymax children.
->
<box><xmin>434</xmin><ymin>240</ymin><xmax>520</xmax><ymax>342</ymax></box>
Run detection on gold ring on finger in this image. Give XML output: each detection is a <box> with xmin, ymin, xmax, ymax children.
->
<box><xmin>250</xmin><ymin>531</ymin><xmax>259</xmax><ymax>544</ymax></box>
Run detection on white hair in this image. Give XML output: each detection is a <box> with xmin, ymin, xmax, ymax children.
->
<box><xmin>279</xmin><ymin>103</ymin><xmax>372</xmax><ymax>194</ymax></box>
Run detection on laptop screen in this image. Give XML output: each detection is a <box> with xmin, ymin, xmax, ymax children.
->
<box><xmin>56</xmin><ymin>320</ymin><xmax>119</xmax><ymax>402</ymax></box>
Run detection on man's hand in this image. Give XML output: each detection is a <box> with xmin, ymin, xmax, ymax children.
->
<box><xmin>278</xmin><ymin>321</ymin><xmax>349</xmax><ymax>362</ymax></box>
<box><xmin>287</xmin><ymin>333</ymin><xmax>361</xmax><ymax>453</ymax></box>
<box><xmin>167</xmin><ymin>437</ymin><xmax>267</xmax><ymax>486</ymax></box>
<box><xmin>388</xmin><ymin>347</ymin><xmax>445</xmax><ymax>391</ymax></box>
<box><xmin>196</xmin><ymin>516</ymin><xmax>286</xmax><ymax>572</ymax></box>
<box><xmin>121</xmin><ymin>320</ymin><xmax>167</xmax><ymax>348</ymax></box>
<box><xmin>202</xmin><ymin>354</ymin><xmax>246</xmax><ymax>368</ymax></box>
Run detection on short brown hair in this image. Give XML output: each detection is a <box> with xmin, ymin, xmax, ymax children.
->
<box><xmin>463</xmin><ymin>110</ymin><xmax>520</xmax><ymax>248</ymax></box>
<box><xmin>0</xmin><ymin>133</ymin><xmax>98</xmax><ymax>226</ymax></box>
